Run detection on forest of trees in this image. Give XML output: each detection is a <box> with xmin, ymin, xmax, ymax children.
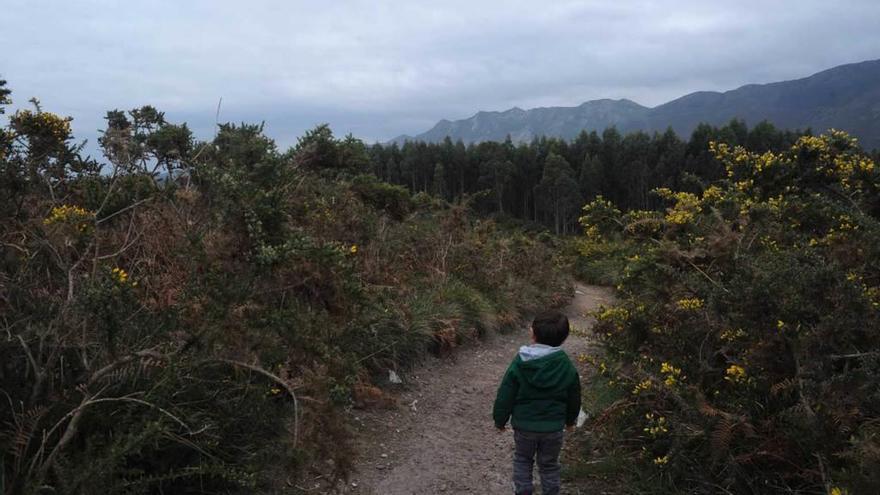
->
<box><xmin>367</xmin><ymin>121</ymin><xmax>814</xmax><ymax>233</ymax></box>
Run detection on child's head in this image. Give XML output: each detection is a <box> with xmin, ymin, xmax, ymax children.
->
<box><xmin>530</xmin><ymin>311</ymin><xmax>570</xmax><ymax>347</ymax></box>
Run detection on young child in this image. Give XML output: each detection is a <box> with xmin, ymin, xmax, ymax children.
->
<box><xmin>492</xmin><ymin>311</ymin><xmax>580</xmax><ymax>495</ymax></box>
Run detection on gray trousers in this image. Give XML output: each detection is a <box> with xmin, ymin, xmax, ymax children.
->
<box><xmin>512</xmin><ymin>429</ymin><xmax>564</xmax><ymax>495</ymax></box>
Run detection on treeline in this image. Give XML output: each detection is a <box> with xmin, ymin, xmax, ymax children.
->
<box><xmin>368</xmin><ymin>121</ymin><xmax>810</xmax><ymax>233</ymax></box>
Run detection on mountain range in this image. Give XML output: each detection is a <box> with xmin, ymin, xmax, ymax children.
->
<box><xmin>391</xmin><ymin>59</ymin><xmax>880</xmax><ymax>150</ymax></box>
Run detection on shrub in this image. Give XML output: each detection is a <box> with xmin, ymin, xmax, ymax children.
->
<box><xmin>578</xmin><ymin>131</ymin><xmax>880</xmax><ymax>494</ymax></box>
<box><xmin>0</xmin><ymin>87</ymin><xmax>571</xmax><ymax>493</ymax></box>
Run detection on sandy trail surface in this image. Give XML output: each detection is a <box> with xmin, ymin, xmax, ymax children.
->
<box><xmin>338</xmin><ymin>284</ymin><xmax>614</xmax><ymax>494</ymax></box>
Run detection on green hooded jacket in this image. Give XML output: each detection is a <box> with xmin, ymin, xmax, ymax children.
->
<box><xmin>492</xmin><ymin>345</ymin><xmax>581</xmax><ymax>432</ymax></box>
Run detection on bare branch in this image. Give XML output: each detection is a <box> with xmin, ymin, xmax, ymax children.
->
<box><xmin>96</xmin><ymin>196</ymin><xmax>153</xmax><ymax>225</ymax></box>
<box><xmin>828</xmin><ymin>351</ymin><xmax>878</xmax><ymax>360</ymax></box>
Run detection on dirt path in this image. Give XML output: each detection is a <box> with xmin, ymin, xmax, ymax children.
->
<box><xmin>340</xmin><ymin>284</ymin><xmax>614</xmax><ymax>495</ymax></box>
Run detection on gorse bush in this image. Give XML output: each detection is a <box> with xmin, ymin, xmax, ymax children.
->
<box><xmin>578</xmin><ymin>131</ymin><xmax>880</xmax><ymax>493</ymax></box>
<box><xmin>0</xmin><ymin>82</ymin><xmax>570</xmax><ymax>494</ymax></box>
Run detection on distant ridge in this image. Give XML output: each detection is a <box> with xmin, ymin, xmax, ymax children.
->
<box><xmin>391</xmin><ymin>59</ymin><xmax>880</xmax><ymax>150</ymax></box>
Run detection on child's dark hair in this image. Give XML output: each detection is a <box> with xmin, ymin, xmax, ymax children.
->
<box><xmin>531</xmin><ymin>311</ymin><xmax>570</xmax><ymax>347</ymax></box>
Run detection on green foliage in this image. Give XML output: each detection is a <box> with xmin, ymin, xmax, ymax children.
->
<box><xmin>0</xmin><ymin>78</ymin><xmax>11</xmax><ymax>111</ymax></box>
<box><xmin>578</xmin><ymin>131</ymin><xmax>880</xmax><ymax>494</ymax></box>
<box><xmin>293</xmin><ymin>123</ymin><xmax>339</xmax><ymax>171</ymax></box>
<box><xmin>349</xmin><ymin>173</ymin><xmax>413</xmax><ymax>219</ymax></box>
<box><xmin>0</xmin><ymin>88</ymin><xmax>571</xmax><ymax>494</ymax></box>
<box><xmin>99</xmin><ymin>106</ymin><xmax>192</xmax><ymax>176</ymax></box>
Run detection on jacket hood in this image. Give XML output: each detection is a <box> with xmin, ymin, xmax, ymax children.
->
<box><xmin>518</xmin><ymin>343</ymin><xmax>562</xmax><ymax>362</ymax></box>
<box><xmin>516</xmin><ymin>345</ymin><xmax>570</xmax><ymax>388</ymax></box>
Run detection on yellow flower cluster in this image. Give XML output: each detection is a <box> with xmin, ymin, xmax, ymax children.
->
<box><xmin>829</xmin><ymin>487</ymin><xmax>849</xmax><ymax>495</ymax></box>
<box><xmin>708</xmin><ymin>141</ymin><xmax>730</xmax><ymax>158</ymax></box>
<box><xmin>660</xmin><ymin>362</ymin><xmax>683</xmax><ymax>387</ymax></box>
<box><xmin>111</xmin><ymin>267</ymin><xmax>136</xmax><ymax>287</ymax></box>
<box><xmin>752</xmin><ymin>151</ymin><xmax>779</xmax><ymax>173</ymax></box>
<box><xmin>720</xmin><ymin>328</ymin><xmax>746</xmax><ymax>342</ymax></box>
<box><xmin>724</xmin><ymin>364</ymin><xmax>747</xmax><ymax>384</ymax></box>
<box><xmin>13</xmin><ymin>109</ymin><xmax>72</xmax><ymax>141</ymax></box>
<box><xmin>833</xmin><ymin>155</ymin><xmax>875</xmax><ymax>176</ymax></box>
<box><xmin>584</xmin><ymin>224</ymin><xmax>602</xmax><ymax>240</ymax></box>
<box><xmin>760</xmin><ymin>235</ymin><xmax>780</xmax><ymax>252</ymax></box>
<box><xmin>766</xmin><ymin>195</ymin><xmax>785</xmax><ymax>212</ymax></box>
<box><xmin>644</xmin><ymin>413</ymin><xmax>668</xmax><ymax>438</ymax></box>
<box><xmin>701</xmin><ymin>185</ymin><xmax>724</xmax><ymax>202</ymax></box>
<box><xmin>349</xmin><ymin>244</ymin><xmax>358</xmax><ymax>254</ymax></box>
<box><xmin>581</xmin><ymin>353</ymin><xmax>612</xmax><ymax>374</ymax></box>
<box><xmin>712</xmin><ymin>141</ymin><xmax>786</xmax><ymax>181</ymax></box>
<box><xmin>791</xmin><ymin>131</ymin><xmax>874</xmax><ymax>187</ymax></box>
<box><xmin>865</xmin><ymin>286</ymin><xmax>880</xmax><ymax>310</ymax></box>
<box><xmin>653</xmin><ymin>455</ymin><xmax>669</xmax><ymax>466</ymax></box>
<box><xmin>735</xmin><ymin>179</ymin><xmax>754</xmax><ymax>193</ymax></box>
<box><xmin>44</xmin><ymin>204</ymin><xmax>94</xmax><ymax>226</ymax></box>
<box><xmin>848</xmin><ymin>275</ymin><xmax>880</xmax><ymax>309</ymax></box>
<box><xmin>811</xmin><ymin>215</ymin><xmax>860</xmax><ymax>247</ymax></box>
<box><xmin>656</xmin><ymin>188</ymin><xmax>702</xmax><ymax>225</ymax></box>
<box><xmin>676</xmin><ymin>297</ymin><xmax>704</xmax><ymax>311</ymax></box>
<box><xmin>596</xmin><ymin>306</ymin><xmax>629</xmax><ymax>326</ymax></box>
<box><xmin>796</xmin><ymin>135</ymin><xmax>829</xmax><ymax>153</ymax></box>
<box><xmin>632</xmin><ymin>379</ymin><xmax>652</xmax><ymax>395</ymax></box>
<box><xmin>111</xmin><ymin>267</ymin><xmax>129</xmax><ymax>283</ymax></box>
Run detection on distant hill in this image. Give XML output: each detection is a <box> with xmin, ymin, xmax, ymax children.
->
<box><xmin>392</xmin><ymin>59</ymin><xmax>880</xmax><ymax>150</ymax></box>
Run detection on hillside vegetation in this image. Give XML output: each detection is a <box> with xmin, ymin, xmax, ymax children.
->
<box><xmin>4</xmin><ymin>73</ymin><xmax>879</xmax><ymax>495</ymax></box>
<box><xmin>0</xmin><ymin>81</ymin><xmax>569</xmax><ymax>494</ymax></box>
<box><xmin>577</xmin><ymin>131</ymin><xmax>880</xmax><ymax>493</ymax></box>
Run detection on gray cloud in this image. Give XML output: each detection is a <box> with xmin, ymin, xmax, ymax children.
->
<box><xmin>2</xmin><ymin>0</ymin><xmax>878</xmax><ymax>151</ymax></box>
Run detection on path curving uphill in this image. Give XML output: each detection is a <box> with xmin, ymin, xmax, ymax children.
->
<box><xmin>340</xmin><ymin>284</ymin><xmax>614</xmax><ymax>494</ymax></box>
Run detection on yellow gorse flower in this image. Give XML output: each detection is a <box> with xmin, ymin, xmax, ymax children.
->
<box><xmin>725</xmin><ymin>364</ymin><xmax>747</xmax><ymax>384</ymax></box>
<box><xmin>13</xmin><ymin>109</ymin><xmax>73</xmax><ymax>141</ymax></box>
<box><xmin>660</xmin><ymin>362</ymin><xmax>683</xmax><ymax>387</ymax></box>
<box><xmin>632</xmin><ymin>379</ymin><xmax>652</xmax><ymax>395</ymax></box>
<box><xmin>111</xmin><ymin>267</ymin><xmax>136</xmax><ymax>287</ymax></box>
<box><xmin>43</xmin><ymin>204</ymin><xmax>94</xmax><ymax>229</ymax></box>
<box><xmin>720</xmin><ymin>328</ymin><xmax>746</xmax><ymax>342</ymax></box>
<box><xmin>111</xmin><ymin>267</ymin><xmax>129</xmax><ymax>283</ymax></box>
<box><xmin>644</xmin><ymin>413</ymin><xmax>669</xmax><ymax>437</ymax></box>
<box><xmin>676</xmin><ymin>298</ymin><xmax>703</xmax><ymax>311</ymax></box>
<box><xmin>656</xmin><ymin>188</ymin><xmax>702</xmax><ymax>225</ymax></box>
<box><xmin>595</xmin><ymin>306</ymin><xmax>629</xmax><ymax>328</ymax></box>
<box><xmin>701</xmin><ymin>185</ymin><xmax>724</xmax><ymax>202</ymax></box>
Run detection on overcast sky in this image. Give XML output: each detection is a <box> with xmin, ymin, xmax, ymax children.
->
<box><xmin>3</xmin><ymin>0</ymin><xmax>879</xmax><ymax>154</ymax></box>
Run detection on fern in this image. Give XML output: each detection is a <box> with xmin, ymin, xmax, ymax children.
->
<box><xmin>4</xmin><ymin>405</ymin><xmax>47</xmax><ymax>490</ymax></box>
